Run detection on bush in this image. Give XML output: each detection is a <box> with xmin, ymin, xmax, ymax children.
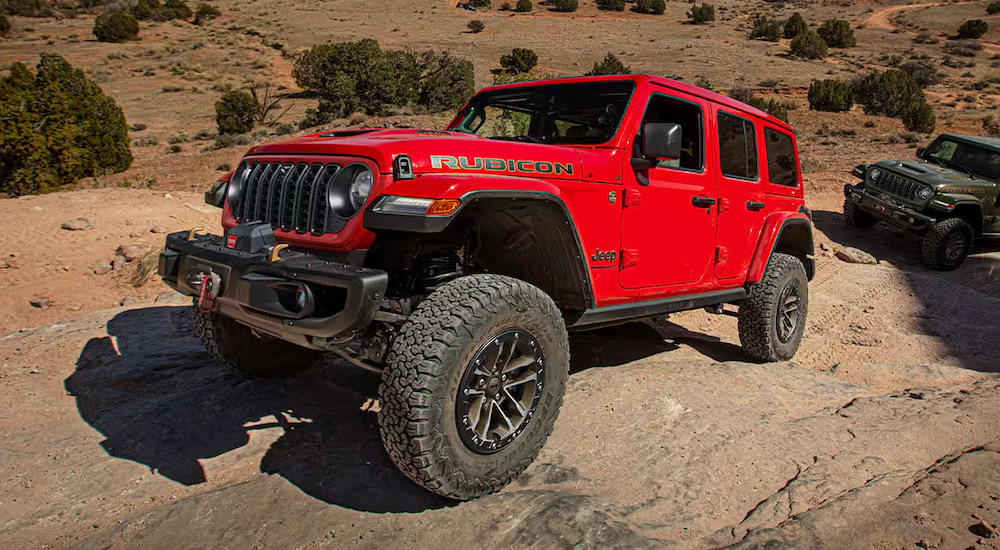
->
<box><xmin>0</xmin><ymin>14</ymin><xmax>9</xmax><ymax>36</ymax></box>
<box><xmin>515</xmin><ymin>0</ymin><xmax>531</xmax><ymax>11</ymax></box>
<box><xmin>215</xmin><ymin>89</ymin><xmax>256</xmax><ymax>134</ymax></box>
<box><xmin>687</xmin><ymin>3</ymin><xmax>714</xmax><ymax>23</ymax></box>
<box><xmin>634</xmin><ymin>0</ymin><xmax>664</xmax><ymax>13</ymax></box>
<box><xmin>808</xmin><ymin>79</ymin><xmax>853</xmax><ymax>112</ymax></box>
<box><xmin>983</xmin><ymin>115</ymin><xmax>1000</xmax><ymax>137</ymax></box>
<box><xmin>899</xmin><ymin>59</ymin><xmax>939</xmax><ymax>87</ymax></box>
<box><xmin>131</xmin><ymin>0</ymin><xmax>154</xmax><ymax>19</ymax></box>
<box><xmin>901</xmin><ymin>101</ymin><xmax>935</xmax><ymax>133</ymax></box>
<box><xmin>854</xmin><ymin>69</ymin><xmax>924</xmax><ymax>118</ymax></box>
<box><xmin>597</xmin><ymin>0</ymin><xmax>624</xmax><ymax>10</ymax></box>
<box><xmin>292</xmin><ymin>40</ymin><xmax>474</xmax><ymax>118</ymax></box>
<box><xmin>728</xmin><ymin>86</ymin><xmax>755</xmax><ymax>104</ymax></box>
<box><xmin>161</xmin><ymin>0</ymin><xmax>192</xmax><ymax>20</ymax></box>
<box><xmin>784</xmin><ymin>12</ymin><xmax>806</xmax><ymax>39</ymax></box>
<box><xmin>0</xmin><ymin>0</ymin><xmax>40</xmax><ymax>16</ymax></box>
<box><xmin>790</xmin><ymin>30</ymin><xmax>828</xmax><ymax>59</ymax></box>
<box><xmin>727</xmin><ymin>87</ymin><xmax>789</xmax><ymax>122</ymax></box>
<box><xmin>748</xmin><ymin>15</ymin><xmax>781</xmax><ymax>42</ymax></box>
<box><xmin>989</xmin><ymin>1</ymin><xmax>1000</xmax><ymax>15</ymax></box>
<box><xmin>816</xmin><ymin>19</ymin><xmax>856</xmax><ymax>47</ymax></box>
<box><xmin>0</xmin><ymin>54</ymin><xmax>132</xmax><ymax>196</ymax></box>
<box><xmin>93</xmin><ymin>13</ymin><xmax>139</xmax><ymax>43</ymax></box>
<box><xmin>957</xmin><ymin>19</ymin><xmax>988</xmax><ymax>39</ymax></box>
<box><xmin>470</xmin><ymin>0</ymin><xmax>490</xmax><ymax>6</ymax></box>
<box><xmin>467</xmin><ymin>19</ymin><xmax>484</xmax><ymax>32</ymax></box>
<box><xmin>193</xmin><ymin>3</ymin><xmax>220</xmax><ymax>24</ymax></box>
<box><xmin>551</xmin><ymin>0</ymin><xmax>576</xmax><ymax>11</ymax></box>
<box><xmin>500</xmin><ymin>47</ymin><xmax>537</xmax><ymax>73</ymax></box>
<box><xmin>585</xmin><ymin>52</ymin><xmax>631</xmax><ymax>75</ymax></box>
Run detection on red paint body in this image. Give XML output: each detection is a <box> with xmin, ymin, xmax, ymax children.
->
<box><xmin>222</xmin><ymin>74</ymin><xmax>809</xmax><ymax>309</ymax></box>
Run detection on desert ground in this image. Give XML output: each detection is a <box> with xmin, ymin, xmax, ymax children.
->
<box><xmin>2</xmin><ymin>0</ymin><xmax>1000</xmax><ymax>547</ymax></box>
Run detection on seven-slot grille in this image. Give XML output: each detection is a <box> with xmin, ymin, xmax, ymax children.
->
<box><xmin>869</xmin><ymin>171</ymin><xmax>922</xmax><ymax>202</ymax></box>
<box><xmin>233</xmin><ymin>161</ymin><xmax>343</xmax><ymax>235</ymax></box>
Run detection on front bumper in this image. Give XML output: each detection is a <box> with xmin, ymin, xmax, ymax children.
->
<box><xmin>843</xmin><ymin>184</ymin><xmax>935</xmax><ymax>234</ymax></box>
<box><xmin>158</xmin><ymin>231</ymin><xmax>388</xmax><ymax>349</ymax></box>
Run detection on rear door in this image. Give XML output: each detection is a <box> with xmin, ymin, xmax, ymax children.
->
<box><xmin>620</xmin><ymin>90</ymin><xmax>716</xmax><ymax>289</ymax></box>
<box><xmin>714</xmin><ymin>110</ymin><xmax>764</xmax><ymax>279</ymax></box>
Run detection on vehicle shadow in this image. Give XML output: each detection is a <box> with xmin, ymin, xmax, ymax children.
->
<box><xmin>569</xmin><ymin>322</ymin><xmax>678</xmax><ymax>373</ymax></box>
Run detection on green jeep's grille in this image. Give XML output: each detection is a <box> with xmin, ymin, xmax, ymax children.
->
<box><xmin>870</xmin><ymin>171</ymin><xmax>922</xmax><ymax>202</ymax></box>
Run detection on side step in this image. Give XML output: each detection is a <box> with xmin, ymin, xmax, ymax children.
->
<box><xmin>568</xmin><ymin>288</ymin><xmax>747</xmax><ymax>330</ymax></box>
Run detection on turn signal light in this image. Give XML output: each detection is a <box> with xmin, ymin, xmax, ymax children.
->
<box><xmin>427</xmin><ymin>199</ymin><xmax>461</xmax><ymax>216</ymax></box>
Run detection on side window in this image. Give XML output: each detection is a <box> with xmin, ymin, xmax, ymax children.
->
<box><xmin>718</xmin><ymin>112</ymin><xmax>757</xmax><ymax>180</ymax></box>
<box><xmin>764</xmin><ymin>128</ymin><xmax>798</xmax><ymax>187</ymax></box>
<box><xmin>640</xmin><ymin>94</ymin><xmax>704</xmax><ymax>171</ymax></box>
<box><xmin>927</xmin><ymin>139</ymin><xmax>957</xmax><ymax>163</ymax></box>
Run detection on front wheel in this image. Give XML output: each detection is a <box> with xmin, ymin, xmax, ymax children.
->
<box><xmin>738</xmin><ymin>253</ymin><xmax>809</xmax><ymax>362</ymax></box>
<box><xmin>193</xmin><ymin>307</ymin><xmax>323</xmax><ymax>377</ymax></box>
<box><xmin>378</xmin><ymin>275</ymin><xmax>570</xmax><ymax>500</ymax></box>
<box><xmin>921</xmin><ymin>217</ymin><xmax>973</xmax><ymax>271</ymax></box>
<box><xmin>843</xmin><ymin>198</ymin><xmax>879</xmax><ymax>229</ymax></box>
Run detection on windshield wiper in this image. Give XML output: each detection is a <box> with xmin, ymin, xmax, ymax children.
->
<box><xmin>947</xmin><ymin>162</ymin><xmax>975</xmax><ymax>178</ymax></box>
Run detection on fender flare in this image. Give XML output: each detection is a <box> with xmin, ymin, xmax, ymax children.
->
<box><xmin>746</xmin><ymin>213</ymin><xmax>815</xmax><ymax>283</ymax></box>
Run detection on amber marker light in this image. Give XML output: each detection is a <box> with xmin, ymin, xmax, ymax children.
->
<box><xmin>427</xmin><ymin>199</ymin><xmax>461</xmax><ymax>216</ymax></box>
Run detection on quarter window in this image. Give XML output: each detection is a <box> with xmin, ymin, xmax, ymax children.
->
<box><xmin>764</xmin><ymin>128</ymin><xmax>798</xmax><ymax>187</ymax></box>
<box><xmin>718</xmin><ymin>113</ymin><xmax>757</xmax><ymax>180</ymax></box>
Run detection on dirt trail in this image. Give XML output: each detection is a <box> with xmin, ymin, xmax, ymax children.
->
<box><xmin>864</xmin><ymin>1</ymin><xmax>1000</xmax><ymax>54</ymax></box>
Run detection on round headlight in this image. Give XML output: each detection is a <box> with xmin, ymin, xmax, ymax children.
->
<box><xmin>918</xmin><ymin>186</ymin><xmax>934</xmax><ymax>200</ymax></box>
<box><xmin>350</xmin><ymin>167</ymin><xmax>373</xmax><ymax>210</ymax></box>
<box><xmin>227</xmin><ymin>161</ymin><xmax>251</xmax><ymax>206</ymax></box>
<box><xmin>868</xmin><ymin>167</ymin><xmax>882</xmax><ymax>181</ymax></box>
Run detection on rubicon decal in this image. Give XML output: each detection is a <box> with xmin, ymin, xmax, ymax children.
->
<box><xmin>430</xmin><ymin>155</ymin><xmax>574</xmax><ymax>176</ymax></box>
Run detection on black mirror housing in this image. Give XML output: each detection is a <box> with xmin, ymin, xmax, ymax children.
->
<box><xmin>642</xmin><ymin>122</ymin><xmax>683</xmax><ymax>160</ymax></box>
<box><xmin>204</xmin><ymin>180</ymin><xmax>227</xmax><ymax>208</ymax></box>
<box><xmin>851</xmin><ymin>163</ymin><xmax>869</xmax><ymax>179</ymax></box>
<box><xmin>915</xmin><ymin>147</ymin><xmax>926</xmax><ymax>158</ymax></box>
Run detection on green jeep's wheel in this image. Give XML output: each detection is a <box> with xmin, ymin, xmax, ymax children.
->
<box><xmin>921</xmin><ymin>217</ymin><xmax>974</xmax><ymax>271</ymax></box>
<box><xmin>194</xmin><ymin>306</ymin><xmax>323</xmax><ymax>377</ymax></box>
<box><xmin>378</xmin><ymin>274</ymin><xmax>569</xmax><ymax>500</ymax></box>
<box><xmin>738</xmin><ymin>253</ymin><xmax>809</xmax><ymax>362</ymax></box>
<box><xmin>843</xmin><ymin>198</ymin><xmax>879</xmax><ymax>229</ymax></box>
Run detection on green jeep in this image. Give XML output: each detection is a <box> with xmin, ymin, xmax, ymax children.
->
<box><xmin>845</xmin><ymin>133</ymin><xmax>1000</xmax><ymax>270</ymax></box>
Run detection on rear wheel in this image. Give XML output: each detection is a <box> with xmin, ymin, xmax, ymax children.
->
<box><xmin>738</xmin><ymin>253</ymin><xmax>809</xmax><ymax>362</ymax></box>
<box><xmin>843</xmin><ymin>199</ymin><xmax>879</xmax><ymax>229</ymax></box>
<box><xmin>921</xmin><ymin>217</ymin><xmax>973</xmax><ymax>271</ymax></box>
<box><xmin>193</xmin><ymin>307</ymin><xmax>323</xmax><ymax>377</ymax></box>
<box><xmin>378</xmin><ymin>274</ymin><xmax>569</xmax><ymax>500</ymax></box>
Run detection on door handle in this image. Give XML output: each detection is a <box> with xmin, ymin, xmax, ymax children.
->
<box><xmin>746</xmin><ymin>201</ymin><xmax>765</xmax><ymax>211</ymax></box>
<box><xmin>692</xmin><ymin>196</ymin><xmax>716</xmax><ymax>208</ymax></box>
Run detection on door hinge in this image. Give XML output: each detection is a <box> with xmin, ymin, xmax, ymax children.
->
<box><xmin>624</xmin><ymin>189</ymin><xmax>641</xmax><ymax>207</ymax></box>
<box><xmin>620</xmin><ymin>248</ymin><xmax>639</xmax><ymax>269</ymax></box>
<box><xmin>715</xmin><ymin>246</ymin><xmax>728</xmax><ymax>264</ymax></box>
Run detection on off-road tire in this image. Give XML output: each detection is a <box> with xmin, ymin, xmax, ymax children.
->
<box><xmin>378</xmin><ymin>274</ymin><xmax>570</xmax><ymax>500</ymax></box>
<box><xmin>738</xmin><ymin>253</ymin><xmax>809</xmax><ymax>362</ymax></box>
<box><xmin>921</xmin><ymin>217</ymin><xmax>974</xmax><ymax>271</ymax></box>
<box><xmin>843</xmin><ymin>198</ymin><xmax>878</xmax><ymax>229</ymax></box>
<box><xmin>193</xmin><ymin>306</ymin><xmax>323</xmax><ymax>377</ymax></box>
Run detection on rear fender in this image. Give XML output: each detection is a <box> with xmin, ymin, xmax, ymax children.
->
<box><xmin>746</xmin><ymin>213</ymin><xmax>814</xmax><ymax>283</ymax></box>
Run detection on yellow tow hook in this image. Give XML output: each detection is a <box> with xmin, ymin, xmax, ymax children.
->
<box><xmin>269</xmin><ymin>243</ymin><xmax>289</xmax><ymax>262</ymax></box>
<box><xmin>186</xmin><ymin>227</ymin><xmax>203</xmax><ymax>241</ymax></box>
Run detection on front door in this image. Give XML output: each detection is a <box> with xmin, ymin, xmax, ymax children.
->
<box><xmin>620</xmin><ymin>92</ymin><xmax>716</xmax><ymax>289</ymax></box>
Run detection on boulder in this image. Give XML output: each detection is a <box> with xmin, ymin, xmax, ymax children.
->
<box><xmin>60</xmin><ymin>218</ymin><xmax>94</xmax><ymax>231</ymax></box>
<box><xmin>836</xmin><ymin>247</ymin><xmax>877</xmax><ymax>265</ymax></box>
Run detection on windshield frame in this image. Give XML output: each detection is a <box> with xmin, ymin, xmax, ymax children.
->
<box><xmin>447</xmin><ymin>80</ymin><xmax>638</xmax><ymax>147</ymax></box>
<box><xmin>922</xmin><ymin>136</ymin><xmax>1000</xmax><ymax>181</ymax></box>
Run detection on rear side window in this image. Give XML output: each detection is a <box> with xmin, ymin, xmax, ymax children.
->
<box><xmin>765</xmin><ymin>128</ymin><xmax>798</xmax><ymax>187</ymax></box>
<box><xmin>718</xmin><ymin>112</ymin><xmax>757</xmax><ymax>180</ymax></box>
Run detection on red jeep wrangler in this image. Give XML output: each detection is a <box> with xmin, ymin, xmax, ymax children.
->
<box><xmin>159</xmin><ymin>74</ymin><xmax>814</xmax><ymax>500</ymax></box>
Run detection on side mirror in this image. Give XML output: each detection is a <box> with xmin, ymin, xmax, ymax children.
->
<box><xmin>204</xmin><ymin>180</ymin><xmax>227</xmax><ymax>208</ymax></box>
<box><xmin>642</xmin><ymin>122</ymin><xmax>682</xmax><ymax>160</ymax></box>
<box><xmin>851</xmin><ymin>163</ymin><xmax>869</xmax><ymax>179</ymax></box>
<box><xmin>915</xmin><ymin>147</ymin><xmax>926</xmax><ymax>158</ymax></box>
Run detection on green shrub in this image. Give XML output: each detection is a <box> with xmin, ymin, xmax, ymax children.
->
<box><xmin>597</xmin><ymin>0</ymin><xmax>624</xmax><ymax>10</ymax></box>
<box><xmin>131</xmin><ymin>0</ymin><xmax>154</xmax><ymax>19</ymax></box>
<box><xmin>790</xmin><ymin>30</ymin><xmax>827</xmax><ymax>59</ymax></box>
<box><xmin>0</xmin><ymin>14</ymin><xmax>9</xmax><ymax>36</ymax></box>
<box><xmin>161</xmin><ymin>0</ymin><xmax>192</xmax><ymax>20</ymax></box>
<box><xmin>215</xmin><ymin>89</ymin><xmax>256</xmax><ymax>134</ymax></box>
<box><xmin>292</xmin><ymin>40</ymin><xmax>473</xmax><ymax>118</ymax></box>
<box><xmin>807</xmin><ymin>79</ymin><xmax>853</xmax><ymax>112</ymax></box>
<box><xmin>728</xmin><ymin>86</ymin><xmax>755</xmax><ymax>104</ymax></box>
<box><xmin>93</xmin><ymin>13</ymin><xmax>139</xmax><ymax>43</ymax></box>
<box><xmin>634</xmin><ymin>0</ymin><xmax>664</xmax><ymax>13</ymax></box>
<box><xmin>687</xmin><ymin>3</ymin><xmax>714</xmax><ymax>23</ymax></box>
<box><xmin>470</xmin><ymin>0</ymin><xmax>490</xmax><ymax>6</ymax></box>
<box><xmin>585</xmin><ymin>52</ymin><xmax>631</xmax><ymax>75</ymax></box>
<box><xmin>748</xmin><ymin>15</ymin><xmax>781</xmax><ymax>42</ymax></box>
<box><xmin>727</xmin><ymin>87</ymin><xmax>789</xmax><ymax>122</ymax></box>
<box><xmin>901</xmin><ymin>101</ymin><xmax>935</xmax><ymax>133</ymax></box>
<box><xmin>817</xmin><ymin>19</ymin><xmax>856</xmax><ymax>47</ymax></box>
<box><xmin>193</xmin><ymin>3</ymin><xmax>220</xmax><ymax>24</ymax></box>
<box><xmin>855</xmin><ymin>69</ymin><xmax>924</xmax><ymax>118</ymax></box>
<box><xmin>551</xmin><ymin>0</ymin><xmax>577</xmax><ymax>12</ymax></box>
<box><xmin>515</xmin><ymin>0</ymin><xmax>531</xmax><ymax>11</ymax></box>
<box><xmin>500</xmin><ymin>47</ymin><xmax>537</xmax><ymax>73</ymax></box>
<box><xmin>957</xmin><ymin>19</ymin><xmax>988</xmax><ymax>39</ymax></box>
<box><xmin>899</xmin><ymin>59</ymin><xmax>939</xmax><ymax>87</ymax></box>
<box><xmin>467</xmin><ymin>19</ymin><xmax>484</xmax><ymax>32</ymax></box>
<box><xmin>783</xmin><ymin>12</ymin><xmax>806</xmax><ymax>39</ymax></box>
<box><xmin>0</xmin><ymin>54</ymin><xmax>132</xmax><ymax>196</ymax></box>
<box><xmin>989</xmin><ymin>1</ymin><xmax>1000</xmax><ymax>15</ymax></box>
<box><xmin>0</xmin><ymin>0</ymin><xmax>40</xmax><ymax>16</ymax></box>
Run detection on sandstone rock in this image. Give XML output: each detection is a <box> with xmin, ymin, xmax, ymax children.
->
<box><xmin>819</xmin><ymin>242</ymin><xmax>831</xmax><ymax>252</ymax></box>
<box><xmin>28</xmin><ymin>297</ymin><xmax>51</xmax><ymax>309</ymax></box>
<box><xmin>93</xmin><ymin>263</ymin><xmax>112</xmax><ymax>275</ymax></box>
<box><xmin>119</xmin><ymin>297</ymin><xmax>139</xmax><ymax>307</ymax></box>
<box><xmin>60</xmin><ymin>218</ymin><xmax>93</xmax><ymax>231</ymax></box>
<box><xmin>150</xmin><ymin>226</ymin><xmax>165</xmax><ymax>234</ymax></box>
<box><xmin>836</xmin><ymin>247</ymin><xmax>877</xmax><ymax>265</ymax></box>
<box><xmin>115</xmin><ymin>244</ymin><xmax>151</xmax><ymax>262</ymax></box>
<box><xmin>970</xmin><ymin>521</ymin><xmax>995</xmax><ymax>538</ymax></box>
<box><xmin>155</xmin><ymin>291</ymin><xmax>187</xmax><ymax>305</ymax></box>
<box><xmin>112</xmin><ymin>255</ymin><xmax>126</xmax><ymax>271</ymax></box>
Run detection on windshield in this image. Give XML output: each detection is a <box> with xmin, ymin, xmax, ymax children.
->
<box><xmin>449</xmin><ymin>81</ymin><xmax>635</xmax><ymax>145</ymax></box>
<box><xmin>922</xmin><ymin>137</ymin><xmax>1000</xmax><ymax>181</ymax></box>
